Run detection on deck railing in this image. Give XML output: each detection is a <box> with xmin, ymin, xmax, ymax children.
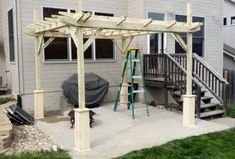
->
<box><xmin>143</xmin><ymin>54</ymin><xmax>203</xmax><ymax>117</ymax></box>
<box><xmin>171</xmin><ymin>53</ymin><xmax>229</xmax><ymax>109</ymax></box>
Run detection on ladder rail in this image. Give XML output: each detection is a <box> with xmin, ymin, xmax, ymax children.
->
<box><xmin>114</xmin><ymin>48</ymin><xmax>149</xmax><ymax>119</ymax></box>
<box><xmin>129</xmin><ymin>52</ymin><xmax>136</xmax><ymax>119</ymax></box>
<box><xmin>138</xmin><ymin>53</ymin><xmax>150</xmax><ymax>116</ymax></box>
<box><xmin>114</xmin><ymin>52</ymin><xmax>130</xmax><ymax>111</ymax></box>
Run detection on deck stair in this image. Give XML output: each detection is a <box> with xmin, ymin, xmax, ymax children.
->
<box><xmin>143</xmin><ymin>53</ymin><xmax>229</xmax><ymax>119</ymax></box>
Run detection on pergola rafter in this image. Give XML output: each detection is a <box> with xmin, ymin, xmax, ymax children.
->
<box><xmin>28</xmin><ymin>11</ymin><xmax>203</xmax><ymax>39</ymax></box>
<box><xmin>28</xmin><ymin>1</ymin><xmax>202</xmax><ymax>152</ymax></box>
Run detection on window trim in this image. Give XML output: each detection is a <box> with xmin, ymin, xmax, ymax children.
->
<box><xmin>8</xmin><ymin>8</ymin><xmax>15</xmax><ymax>63</ymax></box>
<box><xmin>41</xmin><ymin>6</ymin><xmax>117</xmax><ymax>64</ymax></box>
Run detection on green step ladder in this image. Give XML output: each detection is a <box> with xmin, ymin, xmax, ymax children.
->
<box><xmin>114</xmin><ymin>48</ymin><xmax>149</xmax><ymax>119</ymax></box>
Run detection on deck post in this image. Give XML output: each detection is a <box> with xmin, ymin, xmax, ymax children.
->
<box><xmin>74</xmin><ymin>0</ymin><xmax>90</xmax><ymax>151</ymax></box>
<box><xmin>34</xmin><ymin>10</ymin><xmax>44</xmax><ymax>119</ymax></box>
<box><xmin>183</xmin><ymin>3</ymin><xmax>196</xmax><ymax>126</ymax></box>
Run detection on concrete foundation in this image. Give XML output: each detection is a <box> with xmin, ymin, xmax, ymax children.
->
<box><xmin>182</xmin><ymin>95</ymin><xmax>196</xmax><ymax>127</ymax></box>
<box><xmin>146</xmin><ymin>87</ymin><xmax>175</xmax><ymax>106</ymax></box>
<box><xmin>34</xmin><ymin>90</ymin><xmax>44</xmax><ymax>119</ymax></box>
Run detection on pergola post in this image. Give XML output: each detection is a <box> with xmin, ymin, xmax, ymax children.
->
<box><xmin>119</xmin><ymin>38</ymin><xmax>132</xmax><ymax>104</ymax></box>
<box><xmin>34</xmin><ymin>10</ymin><xmax>44</xmax><ymax>119</ymax></box>
<box><xmin>74</xmin><ymin>0</ymin><xmax>90</xmax><ymax>151</ymax></box>
<box><xmin>182</xmin><ymin>3</ymin><xmax>196</xmax><ymax>127</ymax></box>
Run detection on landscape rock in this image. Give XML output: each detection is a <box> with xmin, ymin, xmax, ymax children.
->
<box><xmin>5</xmin><ymin>125</ymin><xmax>55</xmax><ymax>155</ymax></box>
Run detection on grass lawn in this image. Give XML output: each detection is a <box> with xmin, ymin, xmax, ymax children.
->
<box><xmin>227</xmin><ymin>104</ymin><xmax>235</xmax><ymax>118</ymax></box>
<box><xmin>0</xmin><ymin>149</ymin><xmax>71</xmax><ymax>159</ymax></box>
<box><xmin>116</xmin><ymin>128</ymin><xmax>235</xmax><ymax>159</ymax></box>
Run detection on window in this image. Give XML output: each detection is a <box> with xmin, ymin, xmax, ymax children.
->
<box><xmin>148</xmin><ymin>12</ymin><xmax>165</xmax><ymax>54</ymax></box>
<box><xmin>43</xmin><ymin>7</ymin><xmax>68</xmax><ymax>61</ymax></box>
<box><xmin>42</xmin><ymin>7</ymin><xmax>115</xmax><ymax>62</ymax></box>
<box><xmin>224</xmin><ymin>17</ymin><xmax>227</xmax><ymax>26</ymax></box>
<box><xmin>71</xmin><ymin>10</ymin><xmax>93</xmax><ymax>60</ymax></box>
<box><xmin>8</xmin><ymin>9</ymin><xmax>15</xmax><ymax>62</ymax></box>
<box><xmin>95</xmin><ymin>12</ymin><xmax>114</xmax><ymax>59</ymax></box>
<box><xmin>231</xmin><ymin>16</ymin><xmax>235</xmax><ymax>25</ymax></box>
<box><xmin>175</xmin><ymin>15</ymin><xmax>205</xmax><ymax>56</ymax></box>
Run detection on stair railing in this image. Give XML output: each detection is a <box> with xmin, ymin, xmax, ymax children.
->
<box><xmin>165</xmin><ymin>54</ymin><xmax>203</xmax><ymax>118</ymax></box>
<box><xmin>143</xmin><ymin>54</ymin><xmax>203</xmax><ymax>118</ymax></box>
<box><xmin>171</xmin><ymin>53</ymin><xmax>229</xmax><ymax>111</ymax></box>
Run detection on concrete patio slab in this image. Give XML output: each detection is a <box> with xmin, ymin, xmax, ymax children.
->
<box><xmin>36</xmin><ymin>103</ymin><xmax>232</xmax><ymax>159</ymax></box>
<box><xmin>211</xmin><ymin>117</ymin><xmax>235</xmax><ymax>128</ymax></box>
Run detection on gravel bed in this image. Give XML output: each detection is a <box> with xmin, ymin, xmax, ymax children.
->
<box><xmin>5</xmin><ymin>125</ymin><xmax>57</xmax><ymax>155</ymax></box>
<box><xmin>156</xmin><ymin>105</ymin><xmax>183</xmax><ymax>114</ymax></box>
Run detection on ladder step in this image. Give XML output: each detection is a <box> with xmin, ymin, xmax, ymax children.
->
<box><xmin>135</xmin><ymin>108</ymin><xmax>147</xmax><ymax>112</ymax></box>
<box><xmin>132</xmin><ymin>75</ymin><xmax>142</xmax><ymax>79</ymax></box>
<box><xmin>133</xmin><ymin>89</ymin><xmax>145</xmax><ymax>93</ymax></box>
<box><xmin>120</xmin><ymin>93</ymin><xmax>131</xmax><ymax>96</ymax></box>
<box><xmin>121</xmin><ymin>84</ymin><xmax>131</xmax><ymax>87</ymax></box>
<box><xmin>131</xmin><ymin>59</ymin><xmax>140</xmax><ymax>62</ymax></box>
<box><xmin>119</xmin><ymin>102</ymin><xmax>130</xmax><ymax>104</ymax></box>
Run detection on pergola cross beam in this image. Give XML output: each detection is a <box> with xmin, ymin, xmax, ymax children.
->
<box><xmin>83</xmin><ymin>29</ymin><xmax>102</xmax><ymax>52</ymax></box>
<box><xmin>112</xmin><ymin>37</ymin><xmax>133</xmax><ymax>54</ymax></box>
<box><xmin>171</xmin><ymin>33</ymin><xmax>188</xmax><ymax>52</ymax></box>
<box><xmin>28</xmin><ymin>11</ymin><xmax>203</xmax><ymax>37</ymax></box>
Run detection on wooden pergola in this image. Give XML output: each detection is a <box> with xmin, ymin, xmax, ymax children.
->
<box><xmin>27</xmin><ymin>0</ymin><xmax>202</xmax><ymax>151</ymax></box>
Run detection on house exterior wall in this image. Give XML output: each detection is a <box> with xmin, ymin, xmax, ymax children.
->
<box><xmin>224</xmin><ymin>54</ymin><xmax>235</xmax><ymax>70</ymax></box>
<box><xmin>224</xmin><ymin>0</ymin><xmax>235</xmax><ymax>47</ymax></box>
<box><xmin>126</xmin><ymin>0</ymin><xmax>223</xmax><ymax>75</ymax></box>
<box><xmin>0</xmin><ymin>0</ymin><xmax>224</xmax><ymax>113</ymax></box>
<box><xmin>0</xmin><ymin>0</ymin><xmax>20</xmax><ymax>93</ymax></box>
<box><xmin>0</xmin><ymin>0</ymin><xmax>5</xmax><ymax>86</ymax></box>
<box><xmin>19</xmin><ymin>0</ymin><xmax>127</xmax><ymax>112</ymax></box>
<box><xmin>144</xmin><ymin>0</ymin><xmax>223</xmax><ymax>74</ymax></box>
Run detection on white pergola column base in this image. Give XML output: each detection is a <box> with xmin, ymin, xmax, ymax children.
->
<box><xmin>182</xmin><ymin>95</ymin><xmax>196</xmax><ymax>127</ymax></box>
<box><xmin>74</xmin><ymin>108</ymin><xmax>90</xmax><ymax>151</ymax></box>
<box><xmin>34</xmin><ymin>90</ymin><xmax>44</xmax><ymax>119</ymax></box>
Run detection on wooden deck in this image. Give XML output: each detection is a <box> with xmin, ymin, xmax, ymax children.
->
<box><xmin>144</xmin><ymin>77</ymin><xmax>165</xmax><ymax>88</ymax></box>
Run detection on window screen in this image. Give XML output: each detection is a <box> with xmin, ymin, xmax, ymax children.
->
<box><xmin>8</xmin><ymin>9</ymin><xmax>15</xmax><ymax>62</ymax></box>
<box><xmin>148</xmin><ymin>12</ymin><xmax>165</xmax><ymax>54</ymax></box>
<box><xmin>95</xmin><ymin>12</ymin><xmax>114</xmax><ymax>59</ymax></box>
<box><xmin>175</xmin><ymin>15</ymin><xmax>205</xmax><ymax>56</ymax></box>
<box><xmin>43</xmin><ymin>7</ymin><xmax>68</xmax><ymax>60</ymax></box>
<box><xmin>231</xmin><ymin>17</ymin><xmax>235</xmax><ymax>25</ymax></box>
<box><xmin>224</xmin><ymin>18</ymin><xmax>227</xmax><ymax>26</ymax></box>
<box><xmin>71</xmin><ymin>10</ymin><xmax>92</xmax><ymax>60</ymax></box>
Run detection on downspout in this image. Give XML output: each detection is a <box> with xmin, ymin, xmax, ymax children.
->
<box><xmin>221</xmin><ymin>0</ymin><xmax>224</xmax><ymax>75</ymax></box>
<box><xmin>15</xmin><ymin>0</ymin><xmax>24</xmax><ymax>95</ymax></box>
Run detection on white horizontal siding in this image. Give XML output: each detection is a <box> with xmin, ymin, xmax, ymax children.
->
<box><xmin>144</xmin><ymin>0</ymin><xmax>223</xmax><ymax>74</ymax></box>
<box><xmin>1</xmin><ymin>0</ymin><xmax>19</xmax><ymax>95</ymax></box>
<box><xmin>19</xmin><ymin>0</ymin><xmax>127</xmax><ymax>111</ymax></box>
<box><xmin>223</xmin><ymin>0</ymin><xmax>235</xmax><ymax>48</ymax></box>
<box><xmin>224</xmin><ymin>54</ymin><xmax>235</xmax><ymax>70</ymax></box>
<box><xmin>17</xmin><ymin>0</ymin><xmax>223</xmax><ymax>112</ymax></box>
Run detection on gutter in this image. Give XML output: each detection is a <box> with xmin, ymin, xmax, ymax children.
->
<box><xmin>224</xmin><ymin>50</ymin><xmax>235</xmax><ymax>61</ymax></box>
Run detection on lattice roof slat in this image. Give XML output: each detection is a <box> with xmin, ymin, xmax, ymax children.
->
<box><xmin>27</xmin><ymin>11</ymin><xmax>203</xmax><ymax>39</ymax></box>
